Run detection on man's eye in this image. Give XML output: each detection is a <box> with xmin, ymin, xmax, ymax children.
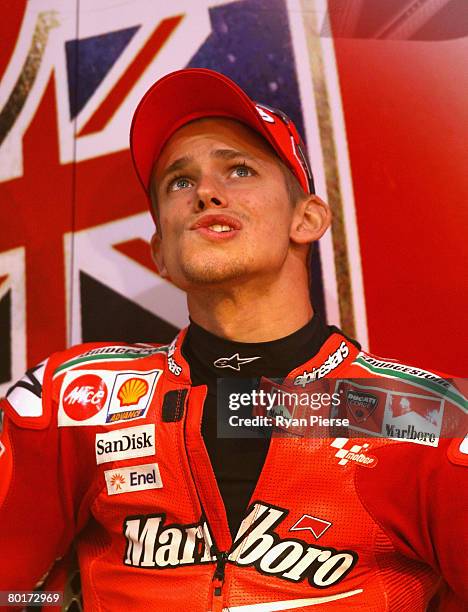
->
<box><xmin>232</xmin><ymin>164</ymin><xmax>253</xmax><ymax>178</ymax></box>
<box><xmin>169</xmin><ymin>177</ymin><xmax>192</xmax><ymax>191</ymax></box>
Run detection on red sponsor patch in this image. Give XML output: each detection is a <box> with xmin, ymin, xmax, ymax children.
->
<box><xmin>62</xmin><ymin>374</ymin><xmax>108</xmax><ymax>421</ymax></box>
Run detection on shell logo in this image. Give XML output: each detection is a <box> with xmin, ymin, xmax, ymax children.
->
<box><xmin>117</xmin><ymin>377</ymin><xmax>149</xmax><ymax>407</ymax></box>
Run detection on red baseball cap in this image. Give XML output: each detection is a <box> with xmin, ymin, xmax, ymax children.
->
<box><xmin>130</xmin><ymin>68</ymin><xmax>315</xmax><ymax>205</ymax></box>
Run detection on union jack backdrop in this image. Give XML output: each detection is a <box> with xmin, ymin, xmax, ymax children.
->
<box><xmin>1</xmin><ymin>0</ymin><xmax>467</xmax><ymax>402</ymax></box>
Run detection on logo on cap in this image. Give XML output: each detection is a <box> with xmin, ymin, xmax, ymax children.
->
<box><xmin>255</xmin><ymin>105</ymin><xmax>275</xmax><ymax>123</ymax></box>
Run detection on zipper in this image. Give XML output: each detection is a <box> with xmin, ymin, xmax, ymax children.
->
<box><xmin>213</xmin><ymin>551</ymin><xmax>228</xmax><ymax>594</ymax></box>
<box><xmin>181</xmin><ymin>387</ymin><xmax>231</xmax><ymax>610</ymax></box>
<box><xmin>211</xmin><ymin>551</ymin><xmax>228</xmax><ymax>610</ymax></box>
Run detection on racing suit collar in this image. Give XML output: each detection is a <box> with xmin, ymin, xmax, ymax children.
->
<box><xmin>166</xmin><ymin>319</ymin><xmax>359</xmax><ymax>385</ymax></box>
<box><xmin>182</xmin><ymin>315</ymin><xmax>331</xmax><ymax>380</ymax></box>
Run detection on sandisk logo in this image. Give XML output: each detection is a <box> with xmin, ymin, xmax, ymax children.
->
<box><xmin>330</xmin><ymin>438</ymin><xmax>378</xmax><ymax>467</ymax></box>
<box><xmin>95</xmin><ymin>424</ymin><xmax>155</xmax><ymax>465</ymax></box>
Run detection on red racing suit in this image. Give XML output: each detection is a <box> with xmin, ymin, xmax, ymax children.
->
<box><xmin>0</xmin><ymin>328</ymin><xmax>466</xmax><ymax>611</ymax></box>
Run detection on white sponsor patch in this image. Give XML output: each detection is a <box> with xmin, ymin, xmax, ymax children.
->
<box><xmin>104</xmin><ymin>463</ymin><xmax>162</xmax><ymax>496</ymax></box>
<box><xmin>5</xmin><ymin>360</ymin><xmax>48</xmax><ymax>417</ymax></box>
<box><xmin>58</xmin><ymin>369</ymin><xmax>161</xmax><ymax>427</ymax></box>
<box><xmin>0</xmin><ymin>440</ymin><xmax>5</xmax><ymax>458</ymax></box>
<box><xmin>96</xmin><ymin>424</ymin><xmax>155</xmax><ymax>465</ymax></box>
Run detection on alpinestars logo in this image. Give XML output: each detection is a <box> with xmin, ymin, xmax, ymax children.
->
<box><xmin>123</xmin><ymin>502</ymin><xmax>358</xmax><ymax>589</ymax></box>
<box><xmin>213</xmin><ymin>354</ymin><xmax>261</xmax><ymax>371</ymax></box>
<box><xmin>167</xmin><ymin>338</ymin><xmax>182</xmax><ymax>376</ymax></box>
<box><xmin>294</xmin><ymin>342</ymin><xmax>349</xmax><ymax>387</ymax></box>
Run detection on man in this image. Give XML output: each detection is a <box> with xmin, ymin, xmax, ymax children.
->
<box><xmin>0</xmin><ymin>69</ymin><xmax>466</xmax><ymax>611</ymax></box>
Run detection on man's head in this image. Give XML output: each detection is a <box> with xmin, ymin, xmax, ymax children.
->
<box><xmin>130</xmin><ymin>69</ymin><xmax>330</xmax><ymax>291</ymax></box>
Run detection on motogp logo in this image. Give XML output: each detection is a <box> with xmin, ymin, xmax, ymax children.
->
<box><xmin>62</xmin><ymin>374</ymin><xmax>108</xmax><ymax>420</ymax></box>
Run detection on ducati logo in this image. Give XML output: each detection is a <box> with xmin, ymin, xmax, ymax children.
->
<box><xmin>346</xmin><ymin>390</ymin><xmax>378</xmax><ymax>423</ymax></box>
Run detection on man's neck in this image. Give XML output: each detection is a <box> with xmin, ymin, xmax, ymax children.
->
<box><xmin>186</xmin><ymin>268</ymin><xmax>313</xmax><ymax>342</ymax></box>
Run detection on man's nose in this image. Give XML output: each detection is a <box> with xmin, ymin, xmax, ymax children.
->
<box><xmin>195</xmin><ymin>177</ymin><xmax>227</xmax><ymax>212</ymax></box>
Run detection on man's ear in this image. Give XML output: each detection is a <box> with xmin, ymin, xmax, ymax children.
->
<box><xmin>150</xmin><ymin>232</ymin><xmax>168</xmax><ymax>278</ymax></box>
<box><xmin>290</xmin><ymin>195</ymin><xmax>331</xmax><ymax>245</ymax></box>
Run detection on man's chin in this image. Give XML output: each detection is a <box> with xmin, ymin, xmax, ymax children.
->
<box><xmin>180</xmin><ymin>259</ymin><xmax>251</xmax><ymax>286</ymax></box>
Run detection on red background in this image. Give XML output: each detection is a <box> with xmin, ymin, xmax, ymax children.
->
<box><xmin>333</xmin><ymin>36</ymin><xmax>467</xmax><ymax>374</ymax></box>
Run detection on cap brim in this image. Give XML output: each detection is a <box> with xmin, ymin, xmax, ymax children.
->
<box><xmin>130</xmin><ymin>68</ymin><xmax>282</xmax><ymax>194</ymax></box>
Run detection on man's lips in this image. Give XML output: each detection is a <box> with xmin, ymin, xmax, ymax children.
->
<box><xmin>190</xmin><ymin>214</ymin><xmax>242</xmax><ymax>231</ymax></box>
<box><xmin>189</xmin><ymin>214</ymin><xmax>242</xmax><ymax>241</ymax></box>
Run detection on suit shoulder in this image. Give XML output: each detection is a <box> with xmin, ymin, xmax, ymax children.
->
<box><xmin>1</xmin><ymin>341</ymin><xmax>171</xmax><ymax>430</ymax></box>
<box><xmin>50</xmin><ymin>340</ymin><xmax>171</xmax><ymax>377</ymax></box>
<box><xmin>350</xmin><ymin>349</ymin><xmax>451</xmax><ymax>378</ymax></box>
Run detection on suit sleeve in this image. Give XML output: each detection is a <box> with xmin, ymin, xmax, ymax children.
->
<box><xmin>355</xmin><ymin>437</ymin><xmax>468</xmax><ymax>608</ymax></box>
<box><xmin>0</xmin><ymin>359</ymin><xmax>80</xmax><ymax>590</ymax></box>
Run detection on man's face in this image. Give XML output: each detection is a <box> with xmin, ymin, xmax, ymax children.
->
<box><xmin>151</xmin><ymin>118</ymin><xmax>299</xmax><ymax>290</ymax></box>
